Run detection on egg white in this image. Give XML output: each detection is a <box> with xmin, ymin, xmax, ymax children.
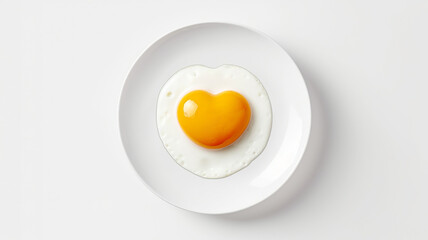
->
<box><xmin>156</xmin><ymin>65</ymin><xmax>272</xmax><ymax>179</ymax></box>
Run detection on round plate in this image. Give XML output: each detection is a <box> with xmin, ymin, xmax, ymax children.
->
<box><xmin>119</xmin><ymin>23</ymin><xmax>311</xmax><ymax>214</ymax></box>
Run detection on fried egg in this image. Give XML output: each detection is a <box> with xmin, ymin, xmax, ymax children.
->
<box><xmin>157</xmin><ymin>65</ymin><xmax>272</xmax><ymax>178</ymax></box>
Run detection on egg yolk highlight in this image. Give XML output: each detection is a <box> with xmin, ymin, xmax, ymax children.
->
<box><xmin>177</xmin><ymin>90</ymin><xmax>251</xmax><ymax>149</ymax></box>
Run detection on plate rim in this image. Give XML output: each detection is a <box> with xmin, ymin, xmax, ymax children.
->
<box><xmin>118</xmin><ymin>22</ymin><xmax>312</xmax><ymax>214</ymax></box>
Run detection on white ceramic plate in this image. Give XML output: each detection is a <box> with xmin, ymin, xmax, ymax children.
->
<box><xmin>119</xmin><ymin>23</ymin><xmax>311</xmax><ymax>214</ymax></box>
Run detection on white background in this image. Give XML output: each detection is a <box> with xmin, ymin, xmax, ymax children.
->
<box><xmin>1</xmin><ymin>0</ymin><xmax>427</xmax><ymax>239</ymax></box>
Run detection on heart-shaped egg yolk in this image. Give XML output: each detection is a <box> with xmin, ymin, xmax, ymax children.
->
<box><xmin>177</xmin><ymin>90</ymin><xmax>251</xmax><ymax>149</ymax></box>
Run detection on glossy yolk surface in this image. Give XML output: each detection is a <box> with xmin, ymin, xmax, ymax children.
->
<box><xmin>177</xmin><ymin>90</ymin><xmax>251</xmax><ymax>149</ymax></box>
